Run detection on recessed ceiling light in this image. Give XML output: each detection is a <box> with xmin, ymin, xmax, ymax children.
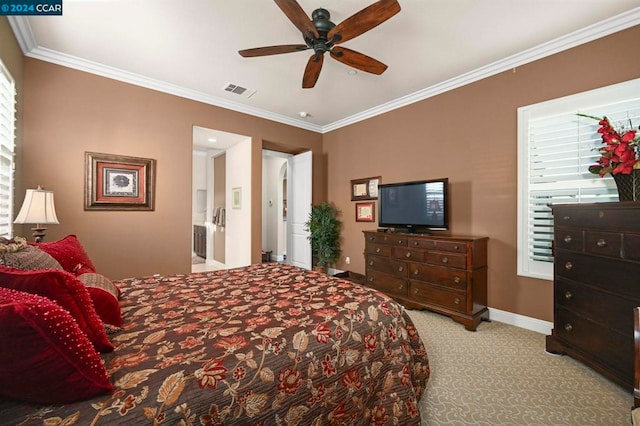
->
<box><xmin>348</xmin><ymin>70</ymin><xmax>358</xmax><ymax>76</ymax></box>
<box><xmin>207</xmin><ymin>138</ymin><xmax>217</xmax><ymax>143</ymax></box>
<box><xmin>299</xmin><ymin>111</ymin><xmax>310</xmax><ymax>118</ymax></box>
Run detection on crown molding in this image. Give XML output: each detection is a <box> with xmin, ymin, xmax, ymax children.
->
<box><xmin>8</xmin><ymin>8</ymin><xmax>640</xmax><ymax>134</ymax></box>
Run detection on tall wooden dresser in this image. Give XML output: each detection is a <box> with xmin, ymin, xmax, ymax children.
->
<box><xmin>547</xmin><ymin>202</ymin><xmax>640</xmax><ymax>390</ymax></box>
<box><xmin>363</xmin><ymin>231</ymin><xmax>488</xmax><ymax>331</ymax></box>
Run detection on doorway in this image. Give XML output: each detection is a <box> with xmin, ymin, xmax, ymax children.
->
<box><xmin>192</xmin><ymin>126</ymin><xmax>250</xmax><ymax>272</ymax></box>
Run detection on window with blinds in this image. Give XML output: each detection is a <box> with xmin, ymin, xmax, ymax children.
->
<box><xmin>0</xmin><ymin>61</ymin><xmax>15</xmax><ymax>239</ymax></box>
<box><xmin>517</xmin><ymin>78</ymin><xmax>640</xmax><ymax>280</ymax></box>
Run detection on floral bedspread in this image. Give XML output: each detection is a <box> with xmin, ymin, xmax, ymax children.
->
<box><xmin>1</xmin><ymin>263</ymin><xmax>430</xmax><ymax>425</ymax></box>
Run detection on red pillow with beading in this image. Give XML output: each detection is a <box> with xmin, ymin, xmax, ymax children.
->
<box><xmin>0</xmin><ymin>266</ymin><xmax>113</xmax><ymax>352</ymax></box>
<box><xmin>0</xmin><ymin>287</ymin><xmax>113</xmax><ymax>403</ymax></box>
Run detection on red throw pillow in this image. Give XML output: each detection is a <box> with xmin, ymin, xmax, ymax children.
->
<box><xmin>78</xmin><ymin>273</ymin><xmax>122</xmax><ymax>327</ymax></box>
<box><xmin>0</xmin><ymin>287</ymin><xmax>113</xmax><ymax>404</ymax></box>
<box><xmin>0</xmin><ymin>266</ymin><xmax>114</xmax><ymax>352</ymax></box>
<box><xmin>33</xmin><ymin>234</ymin><xmax>97</xmax><ymax>275</ymax></box>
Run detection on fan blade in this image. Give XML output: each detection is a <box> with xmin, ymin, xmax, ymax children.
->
<box><xmin>328</xmin><ymin>0</ymin><xmax>400</xmax><ymax>44</ymax></box>
<box><xmin>330</xmin><ymin>47</ymin><xmax>387</xmax><ymax>75</ymax></box>
<box><xmin>274</xmin><ymin>0</ymin><xmax>319</xmax><ymax>39</ymax></box>
<box><xmin>302</xmin><ymin>53</ymin><xmax>324</xmax><ymax>88</ymax></box>
<box><xmin>239</xmin><ymin>44</ymin><xmax>308</xmax><ymax>57</ymax></box>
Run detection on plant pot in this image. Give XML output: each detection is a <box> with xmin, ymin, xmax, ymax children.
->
<box><xmin>313</xmin><ymin>266</ymin><xmax>327</xmax><ymax>274</ymax></box>
<box><xmin>612</xmin><ymin>170</ymin><xmax>640</xmax><ymax>201</ymax></box>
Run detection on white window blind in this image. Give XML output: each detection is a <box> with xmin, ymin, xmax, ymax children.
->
<box><xmin>0</xmin><ymin>61</ymin><xmax>15</xmax><ymax>239</ymax></box>
<box><xmin>517</xmin><ymin>78</ymin><xmax>640</xmax><ymax>280</ymax></box>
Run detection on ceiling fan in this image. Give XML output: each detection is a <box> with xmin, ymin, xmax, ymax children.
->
<box><xmin>238</xmin><ymin>0</ymin><xmax>401</xmax><ymax>88</ymax></box>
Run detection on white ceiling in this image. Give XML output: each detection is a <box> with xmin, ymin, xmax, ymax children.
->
<box><xmin>8</xmin><ymin>0</ymin><xmax>640</xmax><ymax>137</ymax></box>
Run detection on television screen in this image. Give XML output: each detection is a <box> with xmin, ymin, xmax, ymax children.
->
<box><xmin>378</xmin><ymin>178</ymin><xmax>448</xmax><ymax>231</ymax></box>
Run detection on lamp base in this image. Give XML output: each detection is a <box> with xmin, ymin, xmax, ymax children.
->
<box><xmin>31</xmin><ymin>226</ymin><xmax>47</xmax><ymax>243</ymax></box>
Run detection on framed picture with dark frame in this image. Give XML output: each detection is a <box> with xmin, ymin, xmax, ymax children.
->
<box><xmin>351</xmin><ymin>176</ymin><xmax>381</xmax><ymax>201</ymax></box>
<box><xmin>356</xmin><ymin>202</ymin><xmax>376</xmax><ymax>222</ymax></box>
<box><xmin>85</xmin><ymin>152</ymin><xmax>156</xmax><ymax>211</ymax></box>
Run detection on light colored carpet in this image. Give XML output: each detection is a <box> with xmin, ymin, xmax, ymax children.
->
<box><xmin>407</xmin><ymin>309</ymin><xmax>633</xmax><ymax>426</ymax></box>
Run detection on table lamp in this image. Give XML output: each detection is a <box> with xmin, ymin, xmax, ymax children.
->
<box><xmin>14</xmin><ymin>186</ymin><xmax>59</xmax><ymax>242</ymax></box>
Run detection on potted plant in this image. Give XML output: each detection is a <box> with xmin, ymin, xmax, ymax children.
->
<box><xmin>304</xmin><ymin>201</ymin><xmax>341</xmax><ymax>273</ymax></box>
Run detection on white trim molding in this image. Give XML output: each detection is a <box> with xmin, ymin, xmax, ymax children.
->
<box><xmin>489</xmin><ymin>307</ymin><xmax>553</xmax><ymax>336</ymax></box>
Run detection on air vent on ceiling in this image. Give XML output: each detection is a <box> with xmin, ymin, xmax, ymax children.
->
<box><xmin>223</xmin><ymin>83</ymin><xmax>255</xmax><ymax>98</ymax></box>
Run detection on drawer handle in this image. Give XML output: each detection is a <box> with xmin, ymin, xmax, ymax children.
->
<box><xmin>564</xmin><ymin>291</ymin><xmax>572</xmax><ymax>300</ymax></box>
<box><xmin>442</xmin><ymin>256</ymin><xmax>449</xmax><ymax>264</ymax></box>
<box><xmin>596</xmin><ymin>239</ymin><xmax>607</xmax><ymax>248</ymax></box>
<box><xmin>563</xmin><ymin>215</ymin><xmax>571</xmax><ymax>221</ymax></box>
<box><xmin>376</xmin><ymin>248</ymin><xmax>381</xmax><ymax>253</ymax></box>
<box><xmin>413</xmin><ymin>241</ymin><xmax>419</xmax><ymax>246</ymax></box>
<box><xmin>369</xmin><ymin>236</ymin><xmax>374</xmax><ymax>241</ymax></box>
<box><xmin>397</xmin><ymin>284</ymin><xmax>404</xmax><ymax>291</ymax></box>
<box><xmin>454</xmin><ymin>298</ymin><xmax>460</xmax><ymax>305</ymax></box>
<box><xmin>398</xmin><ymin>266</ymin><xmax>404</xmax><ymax>272</ymax></box>
<box><xmin>368</xmin><ymin>260</ymin><xmax>374</xmax><ymax>266</ymax></box>
<box><xmin>413</xmin><ymin>270</ymin><xmax>419</xmax><ymax>276</ymax></box>
<box><xmin>398</xmin><ymin>240</ymin><xmax>403</xmax><ymax>245</ymax></box>
<box><xmin>368</xmin><ymin>277</ymin><xmax>374</xmax><ymax>283</ymax></box>
<box><xmin>405</xmin><ymin>252</ymin><xmax>411</xmax><ymax>258</ymax></box>
<box><xmin>598</xmin><ymin>211</ymin><xmax>605</xmax><ymax>219</ymax></box>
<box><xmin>564</xmin><ymin>235</ymin><xmax>572</xmax><ymax>243</ymax></box>
<box><xmin>453</xmin><ymin>245</ymin><xmax>459</xmax><ymax>250</ymax></box>
<box><xmin>564</xmin><ymin>323</ymin><xmax>573</xmax><ymax>332</ymax></box>
<box><xmin>454</xmin><ymin>277</ymin><xmax>461</xmax><ymax>284</ymax></box>
<box><xmin>564</xmin><ymin>261</ymin><xmax>573</xmax><ymax>271</ymax></box>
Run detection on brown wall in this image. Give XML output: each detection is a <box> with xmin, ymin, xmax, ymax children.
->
<box><xmin>323</xmin><ymin>25</ymin><xmax>640</xmax><ymax>322</ymax></box>
<box><xmin>21</xmin><ymin>59</ymin><xmax>323</xmax><ymax>279</ymax></box>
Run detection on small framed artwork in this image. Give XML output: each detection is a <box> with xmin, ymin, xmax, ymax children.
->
<box><xmin>356</xmin><ymin>202</ymin><xmax>376</xmax><ymax>222</ymax></box>
<box><xmin>85</xmin><ymin>152</ymin><xmax>156</xmax><ymax>211</ymax></box>
<box><xmin>232</xmin><ymin>187</ymin><xmax>242</xmax><ymax>209</ymax></box>
<box><xmin>351</xmin><ymin>176</ymin><xmax>381</xmax><ymax>201</ymax></box>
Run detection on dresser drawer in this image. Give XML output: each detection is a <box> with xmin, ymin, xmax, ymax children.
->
<box><xmin>425</xmin><ymin>251</ymin><xmax>467</xmax><ymax>269</ymax></box>
<box><xmin>409</xmin><ymin>263</ymin><xmax>467</xmax><ymax>291</ymax></box>
<box><xmin>554</xmin><ymin>204</ymin><xmax>640</xmax><ymax>232</ymax></box>
<box><xmin>366</xmin><ymin>254</ymin><xmax>407</xmax><ymax>278</ymax></box>
<box><xmin>408</xmin><ymin>238</ymin><xmax>436</xmax><ymax>250</ymax></box>
<box><xmin>554</xmin><ymin>251</ymin><xmax>640</xmax><ymax>298</ymax></box>
<box><xmin>555</xmin><ymin>307</ymin><xmax>632</xmax><ymax>377</ymax></box>
<box><xmin>366</xmin><ymin>243</ymin><xmax>392</xmax><ymax>257</ymax></box>
<box><xmin>584</xmin><ymin>231</ymin><xmax>621</xmax><ymax>258</ymax></box>
<box><xmin>434</xmin><ymin>240</ymin><xmax>467</xmax><ymax>253</ymax></box>
<box><xmin>555</xmin><ymin>279</ymin><xmax>635</xmax><ymax>335</ymax></box>
<box><xmin>366</xmin><ymin>270</ymin><xmax>407</xmax><ymax>297</ymax></box>
<box><xmin>409</xmin><ymin>281</ymin><xmax>466</xmax><ymax>313</ymax></box>
<box><xmin>392</xmin><ymin>247</ymin><xmax>425</xmax><ymax>262</ymax></box>
<box><xmin>365</xmin><ymin>233</ymin><xmax>408</xmax><ymax>246</ymax></box>
<box><xmin>554</xmin><ymin>229</ymin><xmax>584</xmax><ymax>252</ymax></box>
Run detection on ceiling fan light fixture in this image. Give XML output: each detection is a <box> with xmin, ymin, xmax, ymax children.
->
<box><xmin>239</xmin><ymin>0</ymin><xmax>401</xmax><ymax>89</ymax></box>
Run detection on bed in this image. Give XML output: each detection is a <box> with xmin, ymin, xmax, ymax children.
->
<box><xmin>0</xmin><ymin>261</ymin><xmax>430</xmax><ymax>425</ymax></box>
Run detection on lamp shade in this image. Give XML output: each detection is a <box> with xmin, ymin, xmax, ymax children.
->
<box><xmin>14</xmin><ymin>187</ymin><xmax>59</xmax><ymax>225</ymax></box>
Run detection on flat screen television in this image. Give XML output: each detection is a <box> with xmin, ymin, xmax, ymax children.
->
<box><xmin>378</xmin><ymin>178</ymin><xmax>448</xmax><ymax>232</ymax></box>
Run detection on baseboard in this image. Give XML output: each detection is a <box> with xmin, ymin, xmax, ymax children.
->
<box><xmin>488</xmin><ymin>307</ymin><xmax>553</xmax><ymax>335</ymax></box>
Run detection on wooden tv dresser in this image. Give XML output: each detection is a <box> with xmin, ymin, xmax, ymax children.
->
<box><xmin>546</xmin><ymin>202</ymin><xmax>640</xmax><ymax>391</ymax></box>
<box><xmin>363</xmin><ymin>231</ymin><xmax>489</xmax><ymax>331</ymax></box>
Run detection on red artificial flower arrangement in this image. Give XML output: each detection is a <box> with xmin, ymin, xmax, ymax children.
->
<box><xmin>580</xmin><ymin>113</ymin><xmax>639</xmax><ymax>176</ymax></box>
